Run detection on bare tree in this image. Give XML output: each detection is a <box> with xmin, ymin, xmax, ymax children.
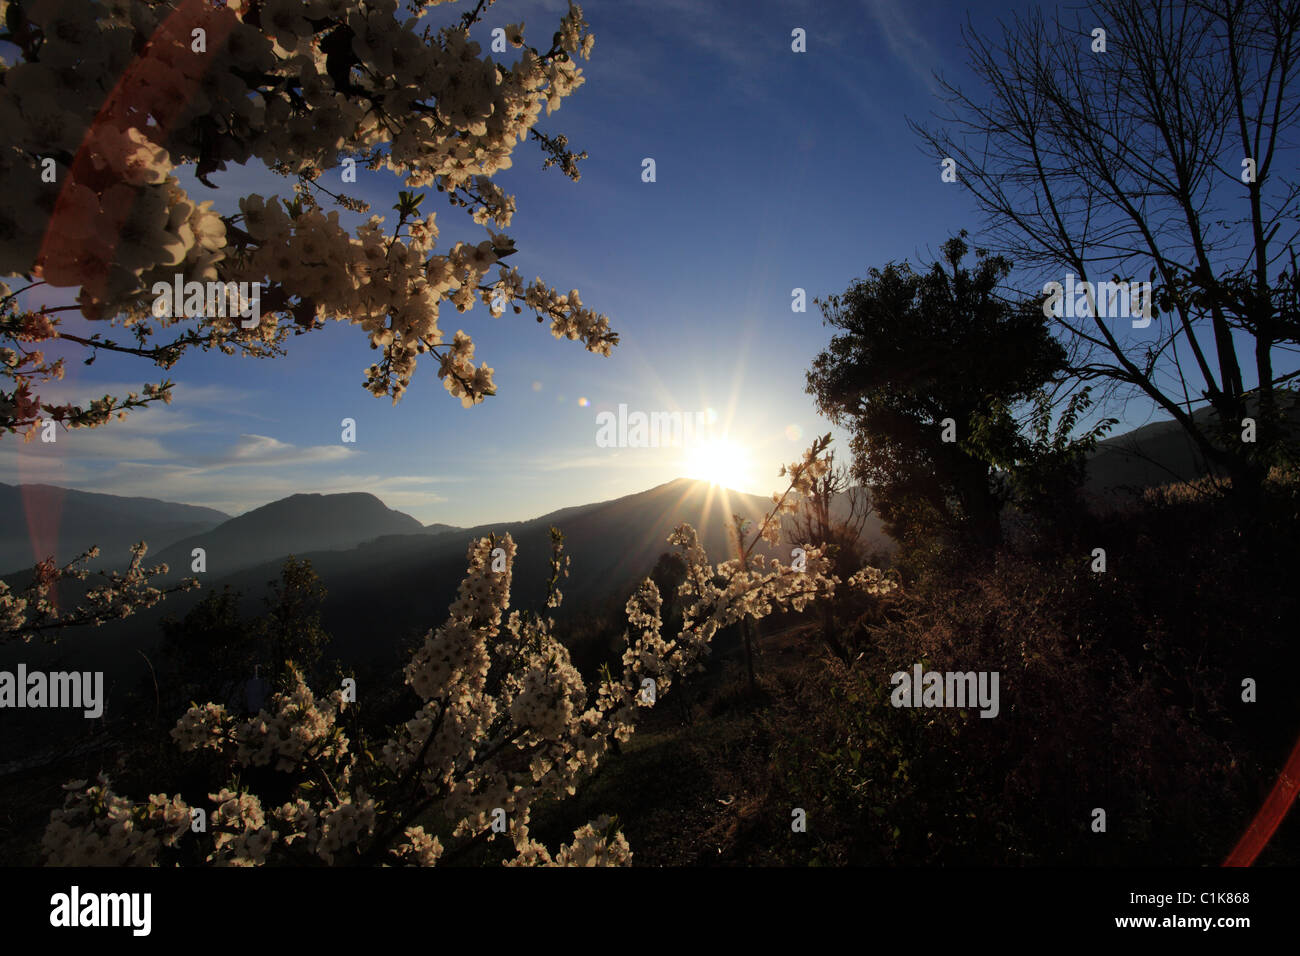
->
<box><xmin>790</xmin><ymin>450</ymin><xmax>875</xmax><ymax>661</ymax></box>
<box><xmin>790</xmin><ymin>450</ymin><xmax>874</xmax><ymax>578</ymax></box>
<box><xmin>913</xmin><ymin>0</ymin><xmax>1300</xmax><ymax>496</ymax></box>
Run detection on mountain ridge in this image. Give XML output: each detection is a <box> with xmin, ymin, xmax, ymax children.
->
<box><xmin>148</xmin><ymin>491</ymin><xmax>424</xmax><ymax>579</ymax></box>
<box><xmin>5</xmin><ymin>403</ymin><xmax>1277</xmax><ymax>583</ymax></box>
<box><xmin>0</xmin><ymin>482</ymin><xmax>229</xmax><ymax>575</ymax></box>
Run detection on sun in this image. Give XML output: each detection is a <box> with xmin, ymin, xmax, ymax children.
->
<box><xmin>683</xmin><ymin>437</ymin><xmax>753</xmax><ymax>491</ymax></box>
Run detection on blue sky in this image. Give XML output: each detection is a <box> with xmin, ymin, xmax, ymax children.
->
<box><xmin>3</xmin><ymin>0</ymin><xmax>1276</xmax><ymax>525</ymax></box>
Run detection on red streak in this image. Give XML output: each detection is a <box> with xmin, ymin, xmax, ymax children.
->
<box><xmin>23</xmin><ymin>1</ymin><xmax>236</xmax><ymax>602</ymax></box>
<box><xmin>36</xmin><ymin>0</ymin><xmax>238</xmax><ymax>301</ymax></box>
<box><xmin>1224</xmin><ymin>731</ymin><xmax>1300</xmax><ymax>866</ymax></box>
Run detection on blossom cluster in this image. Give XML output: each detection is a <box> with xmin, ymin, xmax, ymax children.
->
<box><xmin>846</xmin><ymin>565</ymin><xmax>900</xmax><ymax>597</ymax></box>
<box><xmin>42</xmin><ymin>443</ymin><xmax>894</xmax><ymax>866</ymax></box>
<box><xmin>1</xmin><ymin>0</ymin><xmax>614</xmax><ymax>434</ymax></box>
<box><xmin>0</xmin><ymin>542</ymin><xmax>198</xmax><ymax>644</ymax></box>
<box><xmin>44</xmin><ymin>775</ymin><xmax>191</xmax><ymax>867</ymax></box>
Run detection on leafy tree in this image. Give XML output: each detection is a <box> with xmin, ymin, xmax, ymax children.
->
<box><xmin>150</xmin><ymin>556</ymin><xmax>330</xmax><ymax>717</ymax></box>
<box><xmin>153</xmin><ymin>584</ymin><xmax>254</xmax><ymax>717</ymax></box>
<box><xmin>805</xmin><ymin>234</ymin><xmax>1067</xmax><ymax>551</ymax></box>
<box><xmin>966</xmin><ymin>387</ymin><xmax>1117</xmax><ymax>537</ymax></box>
<box><xmin>254</xmin><ymin>555</ymin><xmax>329</xmax><ymax>685</ymax></box>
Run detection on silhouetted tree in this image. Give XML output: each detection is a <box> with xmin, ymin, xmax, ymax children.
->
<box><xmin>913</xmin><ymin>0</ymin><xmax>1300</xmax><ymax>498</ymax></box>
<box><xmin>254</xmin><ymin>556</ymin><xmax>329</xmax><ymax>685</ymax></box>
<box><xmin>154</xmin><ymin>585</ymin><xmax>255</xmax><ymax>717</ymax></box>
<box><xmin>151</xmin><ymin>556</ymin><xmax>331</xmax><ymax>717</ymax></box>
<box><xmin>789</xmin><ymin>450</ymin><xmax>875</xmax><ymax>659</ymax></box>
<box><xmin>790</xmin><ymin>449</ymin><xmax>873</xmax><ymax>579</ymax></box>
<box><xmin>966</xmin><ymin>387</ymin><xmax>1117</xmax><ymax>540</ymax></box>
<box><xmin>806</xmin><ymin>234</ymin><xmax>1066</xmax><ymax>552</ymax></box>
<box><xmin>649</xmin><ymin>549</ymin><xmax>688</xmax><ymax>634</ymax></box>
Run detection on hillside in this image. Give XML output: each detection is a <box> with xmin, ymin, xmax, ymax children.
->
<box><xmin>148</xmin><ymin>492</ymin><xmax>424</xmax><ymax>579</ymax></box>
<box><xmin>183</xmin><ymin>477</ymin><xmax>890</xmax><ymax>663</ymax></box>
<box><xmin>0</xmin><ymin>483</ymin><xmax>228</xmax><ymax>576</ymax></box>
<box><xmin>1083</xmin><ymin>392</ymin><xmax>1300</xmax><ymax>501</ymax></box>
<box><xmin>0</xmin><ymin>477</ymin><xmax>889</xmax><ymax>747</ymax></box>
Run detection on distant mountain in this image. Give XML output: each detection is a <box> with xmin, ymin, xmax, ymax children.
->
<box><xmin>150</xmin><ymin>492</ymin><xmax>424</xmax><ymax>579</ymax></box>
<box><xmin>187</xmin><ymin>478</ymin><xmax>891</xmax><ymax>662</ymax></box>
<box><xmin>1083</xmin><ymin>392</ymin><xmax>1300</xmax><ymax>501</ymax></box>
<box><xmin>4</xmin><ymin>479</ymin><xmax>886</xmax><ymax>697</ymax></box>
<box><xmin>1084</xmin><ymin>418</ymin><xmax>1213</xmax><ymax>498</ymax></box>
<box><xmin>16</xmin><ymin>407</ymin><xmax>1297</xmax><ymax>762</ymax></box>
<box><xmin>0</xmin><ymin>483</ymin><xmax>228</xmax><ymax>575</ymax></box>
<box><xmin>0</xmin><ymin>478</ymin><xmax>895</xmax><ymax>762</ymax></box>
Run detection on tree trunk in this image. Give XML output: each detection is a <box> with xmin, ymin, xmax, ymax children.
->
<box><xmin>743</xmin><ymin>616</ymin><xmax>756</xmax><ymax>693</ymax></box>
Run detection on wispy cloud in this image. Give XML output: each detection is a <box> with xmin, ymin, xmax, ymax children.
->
<box><xmin>529</xmin><ymin>447</ymin><xmax>701</xmax><ymax>474</ymax></box>
<box><xmin>23</xmin><ymin>380</ymin><xmax>267</xmax><ymax>429</ymax></box>
<box><xmin>0</xmin><ymin>429</ymin><xmax>356</xmax><ymax>490</ymax></box>
<box><xmin>222</xmin><ymin>433</ymin><xmax>355</xmax><ymax>467</ymax></box>
<box><xmin>0</xmin><ymin>383</ymin><xmax>282</xmax><ymax>470</ymax></box>
<box><xmin>862</xmin><ymin>0</ymin><xmax>942</xmax><ymax>94</ymax></box>
<box><xmin>0</xmin><ymin>428</ymin><xmax>177</xmax><ymax>464</ymax></box>
<box><xmin>56</xmin><ymin>462</ymin><xmax>448</xmax><ymax>518</ymax></box>
<box><xmin>590</xmin><ymin>0</ymin><xmax>786</xmax><ymax>102</ymax></box>
<box><xmin>534</xmin><ymin>452</ymin><xmax>636</xmax><ymax>471</ymax></box>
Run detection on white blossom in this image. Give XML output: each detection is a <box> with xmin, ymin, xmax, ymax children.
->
<box><xmin>42</xmin><ymin>439</ymin><xmax>880</xmax><ymax>867</ymax></box>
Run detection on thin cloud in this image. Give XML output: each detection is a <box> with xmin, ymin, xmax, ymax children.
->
<box><xmin>862</xmin><ymin>0</ymin><xmax>942</xmax><ymax>94</ymax></box>
<box><xmin>0</xmin><ymin>429</ymin><xmax>176</xmax><ymax>464</ymax></box>
<box><xmin>77</xmin><ymin>463</ymin><xmax>448</xmax><ymax>518</ymax></box>
<box><xmin>223</xmin><ymin>434</ymin><xmax>355</xmax><ymax>467</ymax></box>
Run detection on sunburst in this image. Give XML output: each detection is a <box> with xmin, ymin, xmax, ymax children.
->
<box><xmin>683</xmin><ymin>437</ymin><xmax>753</xmax><ymax>490</ymax></box>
